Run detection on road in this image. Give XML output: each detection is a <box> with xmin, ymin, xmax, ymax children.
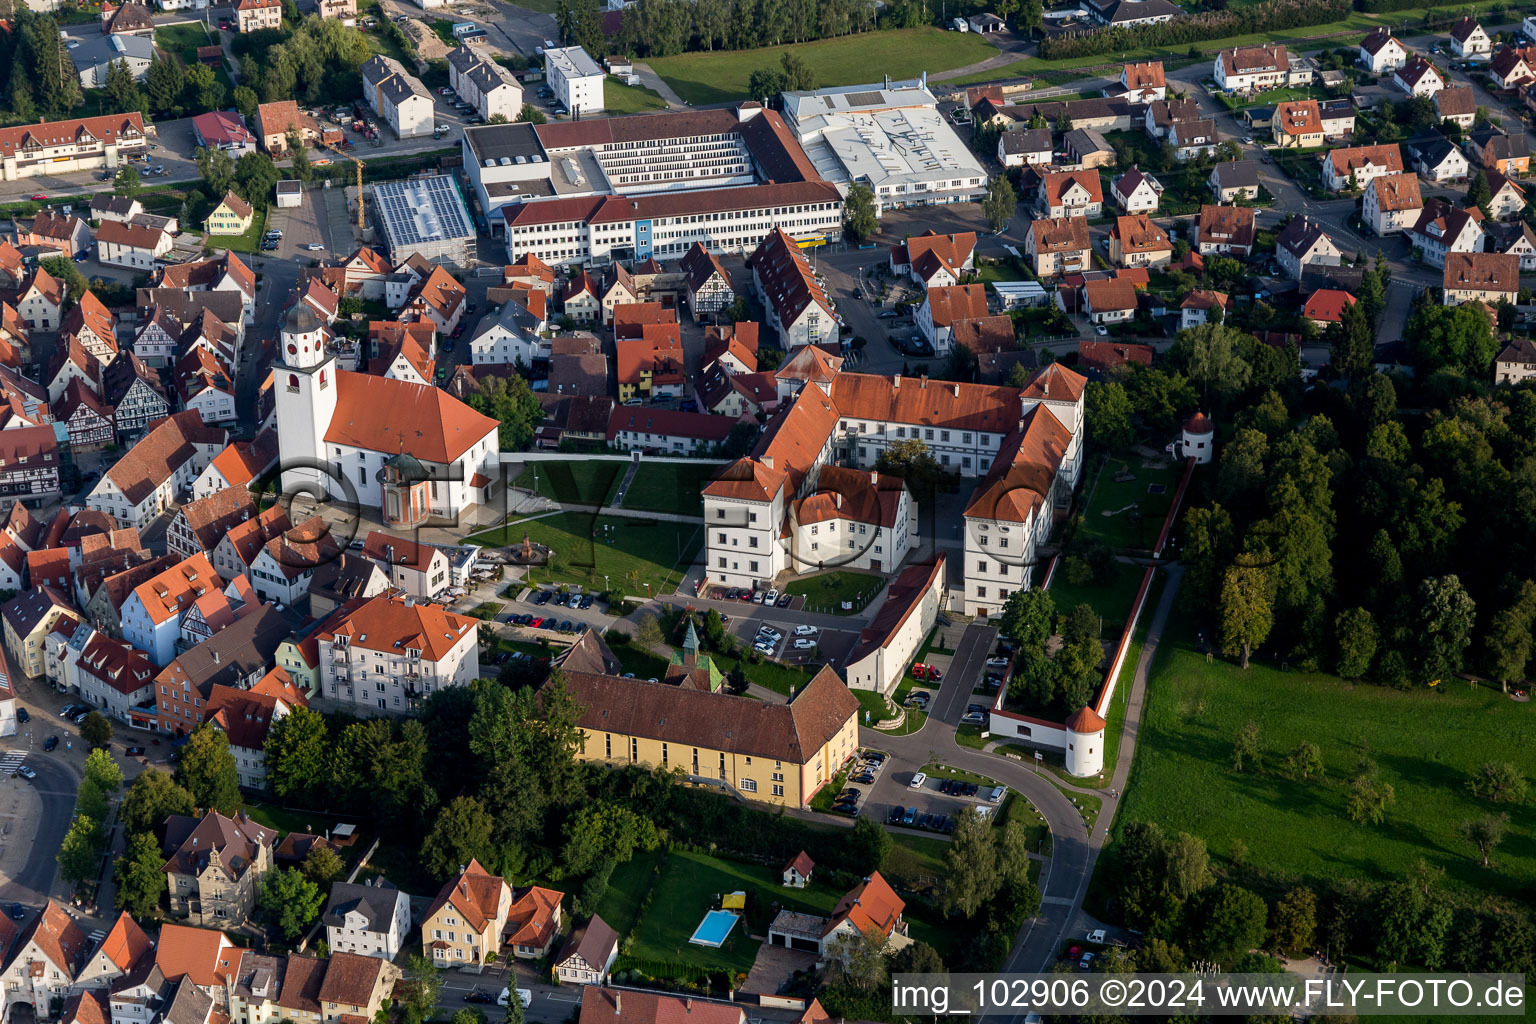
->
<box><xmin>0</xmin><ymin>756</ymin><xmax>78</xmax><ymax>909</ymax></box>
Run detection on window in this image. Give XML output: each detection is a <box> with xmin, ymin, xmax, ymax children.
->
<box><xmin>741</xmin><ymin>778</ymin><xmax>757</xmax><ymax>792</ymax></box>
<box><xmin>771</xmin><ymin>784</ymin><xmax>784</xmax><ymax>796</ymax></box>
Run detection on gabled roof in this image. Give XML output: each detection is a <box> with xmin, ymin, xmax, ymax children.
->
<box><xmin>775</xmin><ymin>344</ymin><xmax>842</xmax><ymax>385</ymax></box>
<box><xmin>578</xmin><ymin>987</ymin><xmax>743</xmax><ymax>1024</ymax></box>
<box><xmin>1325</xmin><ymin>143</ymin><xmax>1404</xmax><ymax>177</ymax></box>
<box><xmin>1028</xmin><ymin>216</ymin><xmax>1090</xmax><ymax>253</ymax></box>
<box><xmin>750</xmin><ymin>228</ymin><xmax>832</xmax><ymax>325</ymax></box>
<box><xmin>827</xmin><ymin>871</ymin><xmax>904</xmax><ymax>938</ymax></box>
<box><xmin>161</xmin><ymin>811</ymin><xmax>275</xmax><ymax>882</ymax></box>
<box><xmin>104</xmin><ymin>410</ymin><xmax>225</xmax><ymax>505</ymax></box>
<box><xmin>505</xmin><ymin>886</ymin><xmax>564</xmax><ymax>948</ymax></box>
<box><xmin>316</xmin><ymin>951</ymin><xmax>386</xmax><ymax>1007</ymax></box>
<box><xmin>1395</xmin><ymin>55</ymin><xmax>1442</xmax><ymax>89</ymax></box>
<box><xmin>1110</xmin><ymin>214</ymin><xmax>1170</xmax><ymax>253</ymax></box>
<box><xmin>1443</xmin><ymin>251</ymin><xmax>1519</xmax><ymax>294</ymax></box>
<box><xmin>154</xmin><ymin>924</ymin><xmax>236</xmax><ymax>990</ymax></box>
<box><xmin>847</xmin><ymin>555</ymin><xmax>945</xmax><ymax>665</ymax></box>
<box><xmin>1038</xmin><ymin>169</ymin><xmax>1103</xmax><ymax>206</ymax></box>
<box><xmin>679</xmin><ymin>242</ymin><xmax>733</xmax><ymax>296</ymax></box>
<box><xmin>1123</xmin><ymin>60</ymin><xmax>1164</xmax><ymax>89</ymax></box>
<box><xmin>1276</xmin><ymin>216</ymin><xmax>1335</xmax><ymax>259</ymax></box>
<box><xmin>1302</xmin><ymin>289</ymin><xmax>1356</xmax><ymax>322</ymax></box>
<box><xmin>1451</xmin><ymin>15</ymin><xmax>1484</xmax><ymax>42</ymax></box>
<box><xmin>1360</xmin><ymin>27</ymin><xmax>1404</xmax><ymax>56</ymax></box>
<box><xmin>324</xmin><ymin>371</ymin><xmax>497</xmax><ymax>464</ymax></box>
<box><xmin>1369</xmin><ymin>172</ymin><xmax>1422</xmax><ymax>212</ymax></box>
<box><xmin>1274</xmin><ymin>99</ymin><xmax>1322</xmax><ymax>137</ymax></box>
<box><xmin>425</xmin><ymin>859</ymin><xmax>506</xmax><ymax>934</ymax></box>
<box><xmin>1434</xmin><ymin>85</ymin><xmax>1475</xmax><ymax>119</ymax></box>
<box><xmin>1196</xmin><ymin>204</ymin><xmax>1256</xmax><ymax>247</ymax></box>
<box><xmin>320</xmin><ymin>590</ymin><xmax>476</xmax><ymax>660</ymax></box>
<box><xmin>15</xmin><ymin>900</ymin><xmax>90</xmax><ymax>977</ymax></box>
<box><xmin>1084</xmin><ymin>277</ymin><xmax>1138</xmax><ymax>313</ymax></box>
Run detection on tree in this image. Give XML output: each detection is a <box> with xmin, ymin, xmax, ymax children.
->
<box><xmin>891</xmin><ymin>940</ymin><xmax>946</xmax><ymax>974</ymax></box>
<box><xmin>145</xmin><ymin>52</ymin><xmax>185</xmax><ymax>112</ymax></box>
<box><xmin>1347</xmin><ymin>757</ymin><xmax>1396</xmax><ymax>825</ymax></box>
<box><xmin>560</xmin><ymin>801</ymin><xmax>660</xmax><ymax>875</ymax></box>
<box><xmin>823</xmin><ymin>926</ymin><xmax>888</xmax><ymax>990</ymax></box>
<box><xmin>114</xmin><ymin>830</ymin><xmax>166</xmax><ymax>916</ymax></box>
<box><xmin>184</xmin><ymin>62</ymin><xmax>225</xmax><ymax>114</ymax></box>
<box><xmin>939</xmin><ymin>807</ymin><xmax>1000</xmax><ymax>917</ymax></box>
<box><xmin>83</xmin><ymin>748</ymin><xmax>122</xmax><ymax>793</ymax></box>
<box><xmin>721</xmin><ymin>421</ymin><xmax>757</xmax><ymax>459</ymax></box>
<box><xmin>997</xmin><ymin>588</ymin><xmax>1054</xmax><ymax>652</ymax></box>
<box><xmin>633</xmin><ymin>613</ymin><xmax>664</xmax><ymax>649</ymax></box>
<box><xmin>76</xmin><ymin>778</ymin><xmax>110</xmax><ymax>824</ymax></box>
<box><xmin>516</xmin><ymin>103</ymin><xmax>547</xmax><ymax>124</ymax></box>
<box><xmin>873</xmin><ymin>438</ymin><xmax>946</xmax><ymax>490</ymax></box>
<box><xmin>1181</xmin><ymin>323</ymin><xmax>1253</xmax><ymax>404</ymax></box>
<box><xmin>121</xmin><ymin>768</ymin><xmax>196</xmax><ymax>835</ymax></box>
<box><xmin>1219</xmin><ymin>560</ymin><xmax>1273</xmax><ymax>668</ymax></box>
<box><xmin>260</xmin><ymin>867</ymin><xmax>324</xmax><ymax>939</ymax></box>
<box><xmin>1481</xmin><ymin>581</ymin><xmax>1536</xmax><ymax>690</ymax></box>
<box><xmin>1466</xmin><ymin>168</ymin><xmax>1492</xmax><ymax>214</ymax></box>
<box><xmin>233</xmin><ymin>85</ymin><xmax>260</xmax><ymax>121</ymax></box>
<box><xmin>175</xmin><ymin>725</ymin><xmax>242</xmax><ymax>815</ymax></box>
<box><xmin>1333</xmin><ymin>607</ymin><xmax>1377</xmax><ymax>680</ymax></box>
<box><xmin>57</xmin><ymin>815</ymin><xmax>105</xmax><ymax>884</ymax></box>
<box><xmin>1272</xmin><ymin>887</ymin><xmax>1317</xmax><ymax>955</ymax></box>
<box><xmin>849</xmin><ymin>813</ymin><xmax>891</xmax><ymax>874</ymax></box>
<box><xmin>465</xmin><ymin>373</ymin><xmax>542</xmax><ymax>450</ymax></box>
<box><xmin>420</xmin><ymin>795</ymin><xmax>497</xmax><ymax>879</ymax></box>
<box><xmin>104</xmin><ymin>57</ymin><xmax>138</xmax><ymax>111</ymax></box>
<box><xmin>1231</xmin><ymin>719</ymin><xmax>1262</xmax><ymax>772</ymax></box>
<box><xmin>1466</xmin><ymin>762</ymin><xmax>1528</xmax><ymax>804</ymax></box>
<box><xmin>843</xmin><ymin>182</ymin><xmax>877</xmax><ymax>242</ymax></box>
<box><xmin>114</xmin><ymin>163</ymin><xmax>142</xmax><ymax>199</ymax></box>
<box><xmin>79</xmin><ymin>711</ymin><xmax>112</xmax><ymax>748</ymax></box>
<box><xmin>982</xmin><ymin>174</ymin><xmax>1016</xmax><ymax>233</ymax></box>
<box><xmin>1283</xmin><ymin>741</ymin><xmax>1325</xmax><ymax>782</ymax></box>
<box><xmin>400</xmin><ymin>955</ymin><xmax>444</xmax><ymax>1024</ymax></box>
<box><xmin>1462</xmin><ymin>813</ymin><xmax>1509</xmax><ymax>867</ymax></box>
<box><xmin>1164</xmin><ymin>831</ymin><xmax>1213</xmax><ymax>899</ymax></box>
<box><xmin>1416</xmin><ymin>574</ymin><xmax>1475</xmax><ymax>685</ymax></box>
<box><xmin>1188</xmin><ymin>883</ymin><xmax>1268</xmax><ymax>965</ymax></box>
<box><xmin>1016</xmin><ymin>0</ymin><xmax>1043</xmax><ymax>31</ymax></box>
<box><xmin>234</xmin><ymin>152</ymin><xmax>281</xmax><ymax>211</ymax></box>
<box><xmin>1405</xmin><ymin>301</ymin><xmax>1498</xmax><ymax>375</ymax></box>
<box><xmin>1330</xmin><ymin>294</ymin><xmax>1375</xmax><ymax>379</ymax></box>
<box><xmin>264</xmin><ymin>705</ymin><xmax>331</xmax><ymax>805</ymax></box>
<box><xmin>302</xmin><ymin>842</ymin><xmax>346</xmax><ymax>886</ymax></box>
<box><xmin>288</xmin><ymin>128</ymin><xmax>313</xmax><ymax>182</ymax></box>
<box><xmin>1055</xmin><ymin>111</ymin><xmax>1073</xmax><ymax>133</ymax></box>
<box><xmin>1086</xmin><ymin>380</ymin><xmax>1135</xmax><ymax>451</ymax></box>
<box><xmin>196</xmin><ymin>145</ymin><xmax>236</xmax><ymax>197</ymax></box>
<box><xmin>747</xmin><ymin>66</ymin><xmax>786</xmax><ymax>103</ymax></box>
<box><xmin>779</xmin><ymin>49</ymin><xmax>814</xmax><ymax>90</ymax></box>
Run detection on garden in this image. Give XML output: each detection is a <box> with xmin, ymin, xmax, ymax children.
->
<box><xmin>620</xmin><ymin>461</ymin><xmax>725</xmax><ymax>516</ymax></box>
<box><xmin>468</xmin><ymin>513</ymin><xmax>701</xmax><ymax>596</ymax></box>
<box><xmin>783</xmin><ymin>570</ymin><xmax>886</xmax><ymax>615</ymax></box>
<box><xmin>514</xmin><ymin>461</ymin><xmax>625</xmax><ymax>507</ymax></box>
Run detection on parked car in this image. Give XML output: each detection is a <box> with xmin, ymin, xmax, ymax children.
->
<box><xmin>303</xmin><ymin>243</ymin><xmax>325</xmax><ymax>251</ymax></box>
<box><xmin>793</xmin><ymin>624</ymin><xmax>817</xmax><ymax>636</ymax></box>
<box><xmin>927</xmin><ymin>665</ymin><xmax>943</xmax><ymax>681</ymax></box>
<box><xmin>463</xmin><ymin>992</ymin><xmax>496</xmax><ymax>1005</ymax></box>
<box><xmin>5</xmin><ymin>904</ymin><xmax>23</xmax><ymax>920</ymax></box>
<box><xmin>724</xmin><ymin>588</ymin><xmax>739</xmax><ymax>600</ymax></box>
<box><xmin>901</xmin><ymin>806</ymin><xmax>917</xmax><ymax>825</ymax></box>
<box><xmin>59</xmin><ymin>704</ymin><xmax>85</xmax><ymax>718</ymax></box>
<box><xmin>911</xmin><ymin>663</ymin><xmax>927</xmax><ymax>680</ymax></box>
<box><xmin>776</xmin><ymin>593</ymin><xmax>793</xmax><ymax>607</ymax></box>
<box><xmin>909</xmin><ymin>771</ymin><xmax>927</xmax><ymax>789</ymax></box>
<box><xmin>43</xmin><ymin>736</ymin><xmax>57</xmax><ymax>751</ymax></box>
<box><xmin>793</xmin><ymin>639</ymin><xmax>815</xmax><ymax>650</ymax></box>
<box><xmin>887</xmin><ymin>805</ymin><xmax>903</xmax><ymax>824</ymax></box>
<box><xmin>14</xmin><ymin>708</ymin><xmax>26</xmax><ymax>724</ymax></box>
<box><xmin>1078</xmin><ymin>952</ymin><xmax>1095</xmax><ymax>971</ymax></box>
<box><xmin>962</xmin><ymin>711</ymin><xmax>986</xmax><ymax>725</ymax></box>
<box><xmin>764</xmin><ymin>588</ymin><xmax>780</xmax><ymax>604</ymax></box>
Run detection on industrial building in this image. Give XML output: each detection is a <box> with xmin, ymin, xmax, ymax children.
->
<box><xmin>371</xmin><ymin>175</ymin><xmax>476</xmax><ymax>267</ymax></box>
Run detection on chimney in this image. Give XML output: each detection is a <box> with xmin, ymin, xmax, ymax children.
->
<box><xmin>891</xmin><ymin>376</ymin><xmax>900</xmax><ymax>391</ymax></box>
<box><xmin>952</xmin><ymin>383</ymin><xmax>960</xmax><ymax>397</ymax></box>
<box><xmin>685</xmin><ymin>1000</ymin><xmax>693</xmax><ymax>1013</ymax></box>
<box><xmin>760</xmin><ymin>455</ymin><xmax>774</xmax><ymax>469</ymax></box>
<box><xmin>613</xmin><ymin>993</ymin><xmax>621</xmax><ymax>1015</ymax></box>
<box><xmin>920</xmin><ymin>375</ymin><xmax>927</xmax><ymax>389</ymax></box>
<box><xmin>870</xmin><ymin>470</ymin><xmax>879</xmax><ymax>486</ymax></box>
<box><xmin>834</xmin><ymin>493</ymin><xmax>842</xmax><ymax>509</ymax></box>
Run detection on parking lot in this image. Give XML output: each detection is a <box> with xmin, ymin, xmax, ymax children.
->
<box><xmin>878</xmin><ymin>770</ymin><xmax>1008</xmax><ymax>834</ymax></box>
<box><xmin>726</xmin><ymin>613</ymin><xmax>860</xmax><ymax>669</ymax></box>
<box><xmin>263</xmin><ymin>189</ymin><xmax>334</xmax><ymax>260</ymax></box>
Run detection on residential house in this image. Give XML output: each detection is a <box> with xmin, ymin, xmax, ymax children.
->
<box><xmin>1364</xmin><ymin>173</ymin><xmax>1423</xmax><ymax>235</ymax></box>
<box><xmin>361</xmin><ymin>56</ymin><xmax>434</xmax><ymax>138</ymax></box>
<box><xmin>322</xmin><ymin>880</ymin><xmax>412</xmax><ymax>961</ymax></box>
<box><xmin>679</xmin><ymin>242</ymin><xmax>734</xmax><ymax>317</ymax></box>
<box><xmin>1360</xmin><ymin>28</ymin><xmax>1409</xmax><ymax>73</ymax></box>
<box><xmin>0</xmin><ymin>424</ymin><xmax>59</xmax><ymax>506</ymax></box>
<box><xmin>1318</xmin><ymin>98</ymin><xmax>1356</xmax><ymax>138</ymax></box>
<box><xmin>1486</xmin><ymin>169</ymin><xmax>1527</xmax><ymax>219</ymax></box>
<box><xmin>1035</xmin><ymin>170</ymin><xmax>1102</xmax><ymax>218</ymax></box>
<box><xmin>161</xmin><ymin>810</ymin><xmax>277</xmax><ymax>927</ymax></box>
<box><xmin>703</xmin><ymin>322</ymin><xmax>760</xmax><ymax>375</ymax></box>
<box><xmin>89</xmin><ymin>195</ymin><xmax>144</xmax><ymax>225</ymax></box>
<box><xmin>0</xmin><ymin>114</ymin><xmax>148</xmax><ymax>183</ymax></box>
<box><xmin>1442</xmin><ymin>251</ymin><xmax>1519</xmax><ymax>306</ymax></box>
<box><xmin>997</xmin><ymin>128</ymin><xmax>1052</xmax><ymax>168</ymax></box>
<box><xmin>59</xmin><ymin>291</ymin><xmax>118</xmax><ymax>365</ymax></box>
<box><xmin>1302</xmin><ymin>288</ymin><xmax>1357</xmax><ymax>327</ymax></box>
<box><xmin>255</xmin><ymin>101</ymin><xmax>320</xmax><ymax>154</ymax></box>
<box><xmin>560</xmin><ymin>274</ymin><xmax>600</xmax><ymax>324</ymax></box>
<box><xmin>68</xmin><ymin>630</ymin><xmax>156</xmax><ymax>723</ymax></box>
<box><xmin>607</xmin><ymin>406</ymin><xmax>738</xmax><ymax>453</ymax></box>
<box><xmin>191</xmin><ymin>432</ymin><xmax>277</xmax><ymax>500</ymax></box>
<box><xmin>305</xmin><ymin>554</ymin><xmax>387</xmax><ymax>617</ymax></box>
<box><xmin>317</xmin><ymin>951</ymin><xmax>398</xmax><ymax>1022</ymax></box>
<box><xmin>751</xmin><ymin>228</ymin><xmax>836</xmax><ymax>350</ymax></box>
<box><xmin>75</xmin><ymin>911</ymin><xmax>154</xmax><ymax>990</ymax></box>
<box><xmin>6</xmin><ymin>266</ymin><xmax>64</xmax><ymax>331</ymax></box>
<box><xmin>1276</xmin><ymin>217</ymin><xmax>1342</xmax><ymax>279</ymax></box>
<box><xmin>204</xmin><ymin>192</ymin><xmax>254</xmax><ymax>237</ymax></box>
<box><xmin>20</xmin><ymin>209</ymin><xmax>91</xmax><ymax>258</ymax></box>
<box><xmin>1272</xmin><ymin>99</ymin><xmax>1324</xmax><ymax>148</ymax></box>
<box><xmin>1143</xmin><ymin>97</ymin><xmax>1201</xmax><ymax>141</ymax></box>
<box><xmin>2</xmin><ymin>587</ymin><xmax>78</xmax><ymax>679</ymax></box>
<box><xmin>919</xmin><ymin>284</ymin><xmax>988</xmax><ymax>354</ymax></box>
<box><xmin>1109</xmin><ymin>215</ymin><xmax>1173</xmax><ymax>268</ymax></box>
<box><xmin>1395</xmin><ymin>56</ymin><xmax>1444</xmax><ymax>97</ymax></box>
<box><xmin>1179</xmin><ymin>289</ymin><xmax>1230</xmax><ymax>329</ymax></box>
<box><xmin>191</xmin><ymin>110</ymin><xmax>257</xmax><ymax>157</ymax></box>
<box><xmin>235</xmin><ymin>0</ymin><xmax>282</xmax><ymax>30</ymax></box>
<box><xmin>1485</xmin><ymin>219</ymin><xmax>1536</xmax><ymax>269</ymax></box>
<box><xmin>118</xmin><ymin>552</ymin><xmax>225</xmax><ymax>666</ymax></box>
<box><xmin>54</xmin><ymin>379</ymin><xmax>114</xmax><ymax>450</ymax></box>
<box><xmin>1195</xmin><ymin>205</ymin><xmax>1256</xmax><ymax>255</ymax></box>
<box><xmin>3</xmin><ymin>901</ymin><xmax>90</xmax><ymax>1019</ymax></box>
<box><xmin>86</xmin><ymin>410</ymin><xmax>226</xmax><ymax>530</ymax></box>
<box><xmin>553</xmin><ymin>916</ymin><xmax>618</xmax><ymax>986</ymax></box>
<box><xmin>358</xmin><ymin>532</ymin><xmax>449</xmax><ymax>599</ymax></box>
<box><xmin>504</xmin><ymin>887</ymin><xmax>564</xmax><ymax>960</ymax></box>
<box><xmin>1120</xmin><ymin>60</ymin><xmax>1166</xmax><ymax>103</ymax></box>
<box><xmin>1488</xmin><ymin>46</ymin><xmax>1536</xmax><ymax>90</ymax></box>
<box><xmin>1321</xmin><ymin>143</ymin><xmax>1404</xmax><ymax>191</ymax></box>
<box><xmin>468</xmin><ymin>295</ymin><xmax>546</xmax><ymax>367</ymax></box>
<box><xmin>1495</xmin><ymin>338</ymin><xmax>1536</xmax><ymax>383</ymax></box>
<box><xmin>1466</xmin><ymin>126</ymin><xmax>1531</xmax><ymax>175</ymax></box>
<box><xmin>1168</xmin><ymin>119</ymin><xmax>1218</xmax><ymax>161</ymax></box>
<box><xmin>96</xmin><ymin>220</ymin><xmax>172</xmax><ymax>270</ymax></box>
<box><xmin>1081</xmin><ymin>277</ymin><xmax>1138</xmax><ymax>325</ymax></box>
<box><xmin>46</xmin><ymin>336</ymin><xmax>102</xmax><ymax>404</ymax></box>
<box><xmin>577</xmin><ymin>989</ymin><xmax>742</xmax><ymax>1024</ymax></box>
<box><xmin>1408</xmin><ymin>198</ymin><xmax>1486</xmax><ymax>266</ymax></box>
<box><xmin>1083</xmin><ymin>0</ymin><xmax>1179</xmax><ymax>27</ymax></box>
<box><xmin>1208</xmin><ymin>160</ymin><xmax>1260</xmax><ymax>202</ymax></box>
<box><xmin>1435</xmin><ymin>85</ymin><xmax>1476</xmax><ymax>128</ymax></box>
<box><xmin>421</xmin><ymin>860</ymin><xmax>511</xmax><ymax>971</ymax></box>
<box><xmin>821</xmin><ymin>871</ymin><xmax>908</xmax><ymax>953</ymax></box>
<box><xmin>1215</xmin><ymin>43</ymin><xmax>1290</xmax><ymax>93</ymax></box>
<box><xmin>1451</xmin><ymin>16</ymin><xmax>1491</xmax><ymax>58</ymax></box>
<box><xmin>446</xmin><ymin>46</ymin><xmax>522</xmax><ymax>122</ymax></box>
<box><xmin>889</xmin><ymin>231</ymin><xmax>977</xmax><ymax>289</ymax></box>
<box><xmin>1023</xmin><ymin>217</ymin><xmax>1090</xmax><ymax>278</ymax></box>
<box><xmin>615</xmin><ymin>328</ymin><xmax>685</xmax><ymax>402</ymax></box>
<box><xmin>317</xmin><ymin>591</ymin><xmax>479</xmax><ymax>712</ymax></box>
<box><xmin>1111</xmin><ymin>166</ymin><xmax>1163</xmax><ymax>213</ymax></box>
<box><xmin>1409</xmin><ymin>134</ymin><xmax>1470</xmax><ymax>183</ymax></box>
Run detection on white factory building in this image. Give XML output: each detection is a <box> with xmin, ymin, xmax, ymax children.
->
<box><xmin>371</xmin><ymin>175</ymin><xmax>476</xmax><ymax>267</ymax></box>
<box><xmin>545</xmin><ymin>45</ymin><xmax>605</xmax><ymax>116</ymax></box>
<box><xmin>781</xmin><ymin>77</ymin><xmax>988</xmax><ymax>214</ymax></box>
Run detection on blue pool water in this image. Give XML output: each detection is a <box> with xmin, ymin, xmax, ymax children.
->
<box><xmin>688</xmin><ymin>909</ymin><xmax>740</xmax><ymax>947</ymax></box>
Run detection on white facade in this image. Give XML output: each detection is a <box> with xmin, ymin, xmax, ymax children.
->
<box><xmin>326</xmin><ymin>884</ymin><xmax>411</xmax><ymax>960</ymax></box>
<box><xmin>362</xmin><ymin>56</ymin><xmax>435</xmax><ymax>139</ymax></box>
<box><xmin>545</xmin><ymin>46</ymin><xmax>605</xmax><ymax>116</ymax></box>
<box><xmin>316</xmin><ymin>595</ymin><xmax>480</xmax><ymax>713</ymax></box>
<box><xmin>843</xmin><ymin>556</ymin><xmax>944</xmax><ymax>695</ymax></box>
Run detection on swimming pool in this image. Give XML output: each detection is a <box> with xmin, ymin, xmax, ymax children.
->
<box><xmin>688</xmin><ymin>909</ymin><xmax>740</xmax><ymax>947</ymax></box>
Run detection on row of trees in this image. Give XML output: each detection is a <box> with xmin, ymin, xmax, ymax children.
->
<box><xmin>230</xmin><ymin>17</ymin><xmax>375</xmax><ymax>109</ymax></box>
<box><xmin>1107</xmin><ymin>821</ymin><xmax>1534</xmax><ymax>971</ymax></box>
<box><xmin>57</xmin><ymin>748</ymin><xmax>123</xmax><ymax>888</ymax></box>
<box><xmin>3</xmin><ymin>10</ymin><xmax>83</xmax><ymax>121</ymax></box>
<box><xmin>602</xmin><ymin>0</ymin><xmax>881</xmax><ymax>59</ymax></box>
<box><xmin>1038</xmin><ymin>0</ymin><xmax>1349</xmax><ymax>59</ymax></box>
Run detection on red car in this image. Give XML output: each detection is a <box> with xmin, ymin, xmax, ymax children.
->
<box><xmin>528</xmin><ymin>616</ymin><xmax>544</xmax><ymax>628</ymax></box>
<box><xmin>911</xmin><ymin>663</ymin><xmax>927</xmax><ymax>680</ymax></box>
<box><xmin>927</xmin><ymin>665</ymin><xmax>943</xmax><ymax>681</ymax></box>
<box><xmin>29</xmin><ymin>194</ymin><xmax>47</xmax><ymax>202</ymax></box>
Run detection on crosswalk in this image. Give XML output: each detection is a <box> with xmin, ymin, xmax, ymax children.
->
<box><xmin>0</xmin><ymin>752</ymin><xmax>25</xmax><ymax>776</ymax></box>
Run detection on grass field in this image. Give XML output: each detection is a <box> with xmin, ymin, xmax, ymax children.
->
<box><xmin>620</xmin><ymin>461</ymin><xmax>723</xmax><ymax>516</ymax></box>
<box><xmin>469</xmin><ymin>513</ymin><xmax>700</xmax><ymax>595</ymax></box>
<box><xmin>605</xmin><ymin>77</ymin><xmax>670</xmax><ymax>114</ymax></box>
<box><xmin>213</xmin><ymin>206</ymin><xmax>269</xmax><ymax>256</ymax></box>
<box><xmin>1077</xmin><ymin>458</ymin><xmax>1179</xmax><ymax>551</ymax></box>
<box><xmin>784</xmin><ymin>570</ymin><xmax>885</xmax><ymax>615</ymax></box>
<box><xmin>515</xmin><ymin>461</ymin><xmax>625</xmax><ymax>507</ymax></box>
<box><xmin>650</xmin><ymin>28</ymin><xmax>998</xmax><ymax>105</ymax></box>
<box><xmin>950</xmin><ymin>1</ymin><xmax>1509</xmax><ymax>81</ymax></box>
<box><xmin>1112</xmin><ymin>623</ymin><xmax>1536</xmax><ymax>901</ymax></box>
<box><xmin>629</xmin><ymin>849</ymin><xmax>842</xmax><ymax>973</ymax></box>
<box><xmin>594</xmin><ymin>850</ymin><xmax>663</xmax><ymax>937</ymax></box>
<box><xmin>156</xmin><ymin>22</ymin><xmax>214</xmax><ymax>64</ymax></box>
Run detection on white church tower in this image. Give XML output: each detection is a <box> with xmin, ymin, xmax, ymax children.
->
<box><xmin>275</xmin><ymin>303</ymin><xmax>338</xmax><ymax>500</ymax></box>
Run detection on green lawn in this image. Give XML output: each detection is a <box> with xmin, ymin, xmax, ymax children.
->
<box><xmin>156</xmin><ymin>22</ymin><xmax>214</xmax><ymax>65</ymax></box>
<box><xmin>620</xmin><ymin>461</ymin><xmax>723</xmax><ymax>516</ymax></box>
<box><xmin>211</xmin><ymin>205</ymin><xmax>268</xmax><ymax>256</ymax></box>
<box><xmin>1110</xmin><ymin>623</ymin><xmax>1536</xmax><ymax>902</ymax></box>
<box><xmin>650</xmin><ymin>28</ymin><xmax>998</xmax><ymax>105</ymax></box>
<box><xmin>612</xmin><ymin>644</ymin><xmax>669</xmax><ymax>679</ymax></box>
<box><xmin>468</xmin><ymin>513</ymin><xmax>700</xmax><ymax>596</ymax></box>
<box><xmin>1075</xmin><ymin>458</ymin><xmax>1179</xmax><ymax>551</ymax></box>
<box><xmin>514</xmin><ymin>461</ymin><xmax>624</xmax><ymax>507</ymax></box>
<box><xmin>1214</xmin><ymin>84</ymin><xmax>1329</xmax><ymax>110</ymax></box>
<box><xmin>469</xmin><ymin>601</ymin><xmax>504</xmax><ymax>620</ymax></box>
<box><xmin>784</xmin><ymin>570</ymin><xmax>885</xmax><ymax>615</ymax></box>
<box><xmin>629</xmin><ymin>849</ymin><xmax>842</xmax><ymax>974</ymax></box>
<box><xmin>594</xmin><ymin>850</ymin><xmax>663</xmax><ymax>938</ymax></box>
<box><xmin>605</xmin><ymin>77</ymin><xmax>670</xmax><ymax>114</ymax></box>
<box><xmin>709</xmin><ymin>651</ymin><xmax>817</xmax><ymax>697</ymax></box>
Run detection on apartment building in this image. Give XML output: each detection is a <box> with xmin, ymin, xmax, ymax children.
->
<box><xmin>161</xmin><ymin>810</ymin><xmax>277</xmax><ymax>927</ymax></box>
<box><xmin>421</xmin><ymin>860</ymin><xmax>511</xmax><ymax>971</ymax></box>
<box><xmin>0</xmin><ymin>114</ymin><xmax>148</xmax><ymax>182</ymax></box>
<box><xmin>361</xmin><ymin>57</ymin><xmax>434</xmax><ymax>139</ymax></box>
<box><xmin>316</xmin><ymin>592</ymin><xmax>480</xmax><ymax>712</ymax></box>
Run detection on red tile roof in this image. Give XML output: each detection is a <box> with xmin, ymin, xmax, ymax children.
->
<box><xmin>750</xmin><ymin>228</ymin><xmax>832</xmax><ymax>327</ymax></box>
<box><xmin>1302</xmin><ymin>289</ymin><xmax>1356</xmax><ymax>322</ymax></box>
<box><xmin>828</xmin><ymin>871</ymin><xmax>904</xmax><ymax>938</ymax></box>
<box><xmin>505</xmin><ymin>886</ymin><xmax>563</xmax><ymax>948</ymax></box>
<box><xmin>425</xmin><ymin>859</ymin><xmax>507</xmax><ymax>935</ymax></box>
<box><xmin>321</xmin><ymin>591</ymin><xmax>476</xmax><ymax>660</ymax></box>
<box><xmin>324</xmin><ymin>371</ymin><xmax>497</xmax><ymax>464</ymax></box>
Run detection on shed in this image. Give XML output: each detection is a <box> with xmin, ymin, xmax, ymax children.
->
<box><xmin>275</xmin><ymin>180</ymin><xmax>303</xmax><ymax>209</ymax></box>
<box><xmin>781</xmin><ymin>850</ymin><xmax>814</xmax><ymax>887</ymax></box>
